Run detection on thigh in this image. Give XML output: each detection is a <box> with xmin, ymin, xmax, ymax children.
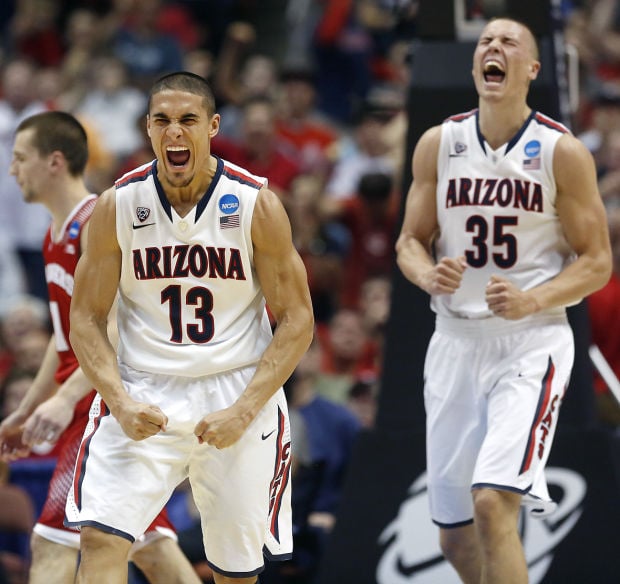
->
<box><xmin>66</xmin><ymin>391</ymin><xmax>189</xmax><ymax>542</ymax></box>
<box><xmin>189</xmin><ymin>377</ymin><xmax>292</xmax><ymax>576</ymax></box>
<box><xmin>424</xmin><ymin>332</ymin><xmax>485</xmax><ymax>526</ymax></box>
<box><xmin>474</xmin><ymin>323</ymin><xmax>574</xmax><ymax>496</ymax></box>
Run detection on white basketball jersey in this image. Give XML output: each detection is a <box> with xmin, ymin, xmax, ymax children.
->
<box><xmin>433</xmin><ymin>109</ymin><xmax>575</xmax><ymax>319</ymax></box>
<box><xmin>114</xmin><ymin>157</ymin><xmax>273</xmax><ymax>376</ymax></box>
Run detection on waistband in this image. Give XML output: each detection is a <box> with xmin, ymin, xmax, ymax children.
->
<box><xmin>435</xmin><ymin>311</ymin><xmax>568</xmax><ymax>338</ymax></box>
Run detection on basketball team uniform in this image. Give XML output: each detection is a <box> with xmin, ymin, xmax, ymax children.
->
<box><xmin>66</xmin><ymin>158</ymin><xmax>293</xmax><ymax>578</ymax></box>
<box><xmin>37</xmin><ymin>195</ymin><xmax>175</xmax><ymax>549</ymax></box>
<box><xmin>424</xmin><ymin>109</ymin><xmax>575</xmax><ymax>527</ymax></box>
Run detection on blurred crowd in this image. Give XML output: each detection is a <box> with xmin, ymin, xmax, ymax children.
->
<box><xmin>1</xmin><ymin>1</ymin><xmax>620</xmax><ymax>582</ymax></box>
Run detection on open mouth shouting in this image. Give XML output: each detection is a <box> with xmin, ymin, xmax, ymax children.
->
<box><xmin>166</xmin><ymin>145</ymin><xmax>191</xmax><ymax>169</ymax></box>
<box><xmin>483</xmin><ymin>60</ymin><xmax>506</xmax><ymax>86</ymax></box>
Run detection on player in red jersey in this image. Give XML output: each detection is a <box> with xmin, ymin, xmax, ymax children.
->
<box><xmin>0</xmin><ymin>111</ymin><xmax>201</xmax><ymax>584</ymax></box>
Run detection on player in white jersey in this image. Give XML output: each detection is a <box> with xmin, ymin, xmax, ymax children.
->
<box><xmin>66</xmin><ymin>72</ymin><xmax>314</xmax><ymax>584</ymax></box>
<box><xmin>396</xmin><ymin>18</ymin><xmax>611</xmax><ymax>584</ymax></box>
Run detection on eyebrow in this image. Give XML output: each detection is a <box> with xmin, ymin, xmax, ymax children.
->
<box><xmin>151</xmin><ymin>112</ymin><xmax>201</xmax><ymax>121</ymax></box>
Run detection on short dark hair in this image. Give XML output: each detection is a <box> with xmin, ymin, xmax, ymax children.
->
<box><xmin>16</xmin><ymin>111</ymin><xmax>88</xmax><ymax>177</ymax></box>
<box><xmin>148</xmin><ymin>71</ymin><xmax>216</xmax><ymax>116</ymax></box>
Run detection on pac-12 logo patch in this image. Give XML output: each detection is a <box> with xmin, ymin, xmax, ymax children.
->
<box><xmin>136</xmin><ymin>207</ymin><xmax>151</xmax><ymax>222</ymax></box>
<box><xmin>524</xmin><ymin>140</ymin><xmax>541</xmax><ymax>158</ymax></box>
<box><xmin>219</xmin><ymin>194</ymin><xmax>240</xmax><ymax>214</ymax></box>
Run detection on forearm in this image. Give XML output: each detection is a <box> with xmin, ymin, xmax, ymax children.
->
<box><xmin>15</xmin><ymin>340</ymin><xmax>58</xmax><ymax>417</ymax></box>
<box><xmin>525</xmin><ymin>251</ymin><xmax>611</xmax><ymax>313</ymax></box>
<box><xmin>235</xmin><ymin>306</ymin><xmax>314</xmax><ymax>422</ymax></box>
<box><xmin>396</xmin><ymin>235</ymin><xmax>436</xmax><ymax>294</ymax></box>
<box><xmin>69</xmin><ymin>315</ymin><xmax>129</xmax><ymax>418</ymax></box>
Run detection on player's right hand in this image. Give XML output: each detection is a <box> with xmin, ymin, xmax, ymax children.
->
<box><xmin>423</xmin><ymin>255</ymin><xmax>467</xmax><ymax>295</ymax></box>
<box><xmin>117</xmin><ymin>400</ymin><xmax>168</xmax><ymax>441</ymax></box>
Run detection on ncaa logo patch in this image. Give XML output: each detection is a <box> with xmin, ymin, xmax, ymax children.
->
<box><xmin>219</xmin><ymin>194</ymin><xmax>240</xmax><ymax>215</ymax></box>
<box><xmin>68</xmin><ymin>221</ymin><xmax>80</xmax><ymax>239</ymax></box>
<box><xmin>524</xmin><ymin>140</ymin><xmax>541</xmax><ymax>158</ymax></box>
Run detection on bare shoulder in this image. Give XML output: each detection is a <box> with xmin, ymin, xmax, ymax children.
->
<box><xmin>412</xmin><ymin>125</ymin><xmax>442</xmax><ymax>174</ymax></box>
<box><xmin>251</xmin><ymin>187</ymin><xmax>292</xmax><ymax>254</ymax></box>
<box><xmin>553</xmin><ymin>132</ymin><xmax>595</xmax><ymax>171</ymax></box>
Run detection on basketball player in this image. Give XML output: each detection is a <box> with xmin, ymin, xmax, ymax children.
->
<box><xmin>0</xmin><ymin>111</ymin><xmax>201</xmax><ymax>584</ymax></box>
<box><xmin>66</xmin><ymin>72</ymin><xmax>314</xmax><ymax>584</ymax></box>
<box><xmin>396</xmin><ymin>18</ymin><xmax>611</xmax><ymax>584</ymax></box>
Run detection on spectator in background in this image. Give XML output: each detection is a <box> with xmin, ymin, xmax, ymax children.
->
<box><xmin>323</xmin><ymin>172</ymin><xmax>399</xmax><ymax>309</ymax></box>
<box><xmin>6</xmin><ymin>0</ymin><xmax>64</xmax><ymax>68</ymax></box>
<box><xmin>212</xmin><ymin>95</ymin><xmax>302</xmax><ymax>201</ymax></box>
<box><xmin>324</xmin><ymin>98</ymin><xmax>397</xmax><ymax>202</ymax></box>
<box><xmin>0</xmin><ymin>58</ymin><xmax>49</xmax><ymax>301</ymax></box>
<box><xmin>0</xmin><ymin>231</ymin><xmax>27</xmax><ymax>320</ymax></box>
<box><xmin>110</xmin><ymin>0</ymin><xmax>184</xmax><ymax>90</ymax></box>
<box><xmin>213</xmin><ymin>21</ymin><xmax>279</xmax><ymax>140</ymax></box>
<box><xmin>315</xmin><ymin>308</ymin><xmax>379</xmax><ymax>404</ymax></box>
<box><xmin>587</xmin><ymin>205</ymin><xmax>620</xmax><ymax>427</ymax></box>
<box><xmin>55</xmin><ymin>8</ymin><xmax>109</xmax><ymax>112</ymax></box>
<box><xmin>283</xmin><ymin>336</ymin><xmax>361</xmax><ymax>581</ymax></box>
<box><xmin>287</xmin><ymin>174</ymin><xmax>349</xmax><ymax>324</ymax></box>
<box><xmin>275</xmin><ymin>63</ymin><xmax>341</xmax><ymax>177</ymax></box>
<box><xmin>75</xmin><ymin>55</ymin><xmax>147</xmax><ymax>167</ymax></box>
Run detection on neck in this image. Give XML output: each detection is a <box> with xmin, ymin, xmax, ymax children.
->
<box><xmin>48</xmin><ymin>178</ymin><xmax>91</xmax><ymax>237</ymax></box>
<box><xmin>478</xmin><ymin>100</ymin><xmax>532</xmax><ymax>150</ymax></box>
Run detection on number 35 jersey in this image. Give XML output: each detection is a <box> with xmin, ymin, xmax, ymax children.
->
<box><xmin>114</xmin><ymin>157</ymin><xmax>273</xmax><ymax>377</ymax></box>
<box><xmin>433</xmin><ymin>109</ymin><xmax>575</xmax><ymax>319</ymax></box>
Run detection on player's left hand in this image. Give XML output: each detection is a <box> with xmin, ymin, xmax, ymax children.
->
<box><xmin>485</xmin><ymin>275</ymin><xmax>538</xmax><ymax>320</ymax></box>
<box><xmin>22</xmin><ymin>394</ymin><xmax>74</xmax><ymax>447</ymax></box>
<box><xmin>194</xmin><ymin>405</ymin><xmax>248</xmax><ymax>449</ymax></box>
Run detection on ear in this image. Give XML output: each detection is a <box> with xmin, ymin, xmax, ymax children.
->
<box><xmin>529</xmin><ymin>60</ymin><xmax>541</xmax><ymax>81</ymax></box>
<box><xmin>48</xmin><ymin>150</ymin><xmax>65</xmax><ymax>172</ymax></box>
<box><xmin>209</xmin><ymin>113</ymin><xmax>220</xmax><ymax>139</ymax></box>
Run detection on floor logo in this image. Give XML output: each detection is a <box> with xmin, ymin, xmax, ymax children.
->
<box><xmin>376</xmin><ymin>468</ymin><xmax>586</xmax><ymax>583</ymax></box>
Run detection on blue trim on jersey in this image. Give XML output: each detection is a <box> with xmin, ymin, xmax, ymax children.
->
<box><xmin>505</xmin><ymin>110</ymin><xmax>537</xmax><ymax>154</ymax></box>
<box><xmin>474</xmin><ymin>109</ymin><xmax>538</xmax><ymax>157</ymax></box>
<box><xmin>205</xmin><ymin>556</ymin><xmax>265</xmax><ymax>578</ymax></box>
<box><xmin>471</xmin><ymin>482</ymin><xmax>531</xmax><ymax>495</ymax></box>
<box><xmin>432</xmin><ymin>517</ymin><xmax>474</xmax><ymax>529</ymax></box>
<box><xmin>222</xmin><ymin>165</ymin><xmax>263</xmax><ymax>189</ymax></box>
<box><xmin>263</xmin><ymin>546</ymin><xmax>293</xmax><ymax>562</ymax></box>
<box><xmin>115</xmin><ymin>161</ymin><xmax>155</xmax><ymax>189</ymax></box>
<box><xmin>195</xmin><ymin>156</ymin><xmax>224</xmax><ymax>222</ymax></box>
<box><xmin>152</xmin><ymin>160</ymin><xmax>173</xmax><ymax>221</ymax></box>
<box><xmin>533</xmin><ymin>112</ymin><xmax>569</xmax><ymax>134</ymax></box>
<box><xmin>63</xmin><ymin>519</ymin><xmax>136</xmax><ymax>543</ymax></box>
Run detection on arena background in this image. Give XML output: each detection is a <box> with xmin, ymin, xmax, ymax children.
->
<box><xmin>317</xmin><ymin>1</ymin><xmax>620</xmax><ymax>582</ymax></box>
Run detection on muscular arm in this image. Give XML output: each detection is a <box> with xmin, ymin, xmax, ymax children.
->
<box><xmin>395</xmin><ymin>126</ymin><xmax>467</xmax><ymax>295</ymax></box>
<box><xmin>531</xmin><ymin>134</ymin><xmax>611</xmax><ymax>308</ymax></box>
<box><xmin>486</xmin><ymin>134</ymin><xmax>612</xmax><ymax>319</ymax></box>
<box><xmin>194</xmin><ymin>187</ymin><xmax>314</xmax><ymax>448</ymax></box>
<box><xmin>70</xmin><ymin>188</ymin><xmax>167</xmax><ymax>439</ymax></box>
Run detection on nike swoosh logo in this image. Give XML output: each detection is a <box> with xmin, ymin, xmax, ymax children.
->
<box><xmin>261</xmin><ymin>429</ymin><xmax>276</xmax><ymax>440</ymax></box>
<box><xmin>132</xmin><ymin>222</ymin><xmax>156</xmax><ymax>229</ymax></box>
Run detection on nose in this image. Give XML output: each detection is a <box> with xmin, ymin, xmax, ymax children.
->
<box><xmin>165</xmin><ymin>122</ymin><xmax>183</xmax><ymax>139</ymax></box>
<box><xmin>9</xmin><ymin>159</ymin><xmax>17</xmax><ymax>176</ymax></box>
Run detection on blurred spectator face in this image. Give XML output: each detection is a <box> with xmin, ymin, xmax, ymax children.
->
<box><xmin>359</xmin><ymin>276</ymin><xmax>391</xmax><ymax>332</ymax></box>
<box><xmin>328</xmin><ymin>310</ymin><xmax>367</xmax><ymax>361</ymax></box>
<box><xmin>95</xmin><ymin>58</ymin><xmax>127</xmax><ymax>93</ymax></box>
<box><xmin>1</xmin><ymin>374</ymin><xmax>33</xmax><ymax>419</ymax></box>
<box><xmin>603</xmin><ymin>130</ymin><xmax>620</xmax><ymax>171</ymax></box>
<box><xmin>65</xmin><ymin>9</ymin><xmax>100</xmax><ymax>50</ymax></box>
<box><xmin>34</xmin><ymin>67</ymin><xmax>62</xmax><ymax>104</ymax></box>
<box><xmin>242</xmin><ymin>100</ymin><xmax>276</xmax><ymax>153</ymax></box>
<box><xmin>241</xmin><ymin>55</ymin><xmax>277</xmax><ymax>98</ymax></box>
<box><xmin>0</xmin><ymin>298</ymin><xmax>49</xmax><ymax>353</ymax></box>
<box><xmin>295</xmin><ymin>336</ymin><xmax>322</xmax><ymax>379</ymax></box>
<box><xmin>282</xmin><ymin>78</ymin><xmax>316</xmax><ymax>117</ymax></box>
<box><xmin>14</xmin><ymin>329</ymin><xmax>49</xmax><ymax>371</ymax></box>
<box><xmin>1</xmin><ymin>60</ymin><xmax>37</xmax><ymax>110</ymax></box>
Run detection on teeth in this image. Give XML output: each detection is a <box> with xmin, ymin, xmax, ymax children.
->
<box><xmin>166</xmin><ymin>146</ymin><xmax>188</xmax><ymax>151</ymax></box>
<box><xmin>484</xmin><ymin>60</ymin><xmax>504</xmax><ymax>72</ymax></box>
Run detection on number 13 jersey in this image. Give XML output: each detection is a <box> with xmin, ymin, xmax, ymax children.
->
<box><xmin>115</xmin><ymin>157</ymin><xmax>273</xmax><ymax>376</ymax></box>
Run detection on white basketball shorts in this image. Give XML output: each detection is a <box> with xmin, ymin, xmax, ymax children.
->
<box><xmin>424</xmin><ymin>313</ymin><xmax>574</xmax><ymax>527</ymax></box>
<box><xmin>65</xmin><ymin>362</ymin><xmax>293</xmax><ymax>577</ymax></box>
